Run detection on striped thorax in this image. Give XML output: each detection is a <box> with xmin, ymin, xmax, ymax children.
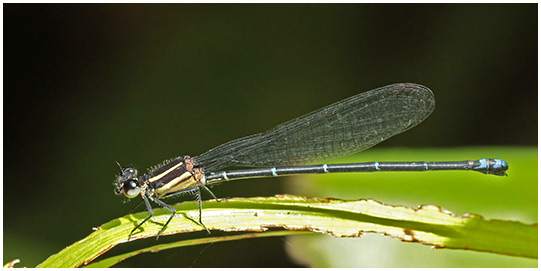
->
<box><xmin>115</xmin><ymin>156</ymin><xmax>205</xmax><ymax>200</ymax></box>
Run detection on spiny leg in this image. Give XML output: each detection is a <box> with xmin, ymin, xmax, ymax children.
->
<box><xmin>129</xmin><ymin>194</ymin><xmax>154</xmax><ymax>240</ymax></box>
<box><xmin>195</xmin><ymin>187</ymin><xmax>211</xmax><ymax>234</ymax></box>
<box><xmin>200</xmin><ymin>184</ymin><xmax>221</xmax><ymax>202</ymax></box>
<box><xmin>152</xmin><ymin>197</ymin><xmax>177</xmax><ymax>240</ymax></box>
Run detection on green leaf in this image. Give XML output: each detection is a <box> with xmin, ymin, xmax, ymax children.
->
<box><xmin>84</xmin><ymin>230</ymin><xmax>312</xmax><ymax>268</ymax></box>
<box><xmin>37</xmin><ymin>194</ymin><xmax>536</xmax><ymax>268</ymax></box>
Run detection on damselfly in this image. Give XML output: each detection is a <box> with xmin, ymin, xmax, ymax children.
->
<box><xmin>114</xmin><ymin>83</ymin><xmax>508</xmax><ymax>239</ymax></box>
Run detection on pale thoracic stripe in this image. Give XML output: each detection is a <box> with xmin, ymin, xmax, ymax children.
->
<box><xmin>148</xmin><ymin>161</ymin><xmax>184</xmax><ymax>183</ymax></box>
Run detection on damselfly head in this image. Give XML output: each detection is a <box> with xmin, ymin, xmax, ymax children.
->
<box><xmin>114</xmin><ymin>166</ymin><xmax>141</xmax><ymax>199</ymax></box>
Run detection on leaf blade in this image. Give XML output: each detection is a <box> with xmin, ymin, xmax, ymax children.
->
<box><xmin>37</xmin><ymin>194</ymin><xmax>537</xmax><ymax>268</ymax></box>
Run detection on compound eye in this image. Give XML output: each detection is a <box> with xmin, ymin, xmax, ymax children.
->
<box><xmin>122</xmin><ymin>179</ymin><xmax>141</xmax><ymax>198</ymax></box>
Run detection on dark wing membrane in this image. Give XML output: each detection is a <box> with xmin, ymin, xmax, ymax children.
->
<box><xmin>195</xmin><ymin>83</ymin><xmax>435</xmax><ymax>172</ymax></box>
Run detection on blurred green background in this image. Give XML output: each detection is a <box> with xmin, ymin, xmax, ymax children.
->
<box><xmin>4</xmin><ymin>4</ymin><xmax>537</xmax><ymax>267</ymax></box>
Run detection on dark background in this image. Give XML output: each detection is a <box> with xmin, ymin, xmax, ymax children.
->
<box><xmin>4</xmin><ymin>4</ymin><xmax>537</xmax><ymax>267</ymax></box>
